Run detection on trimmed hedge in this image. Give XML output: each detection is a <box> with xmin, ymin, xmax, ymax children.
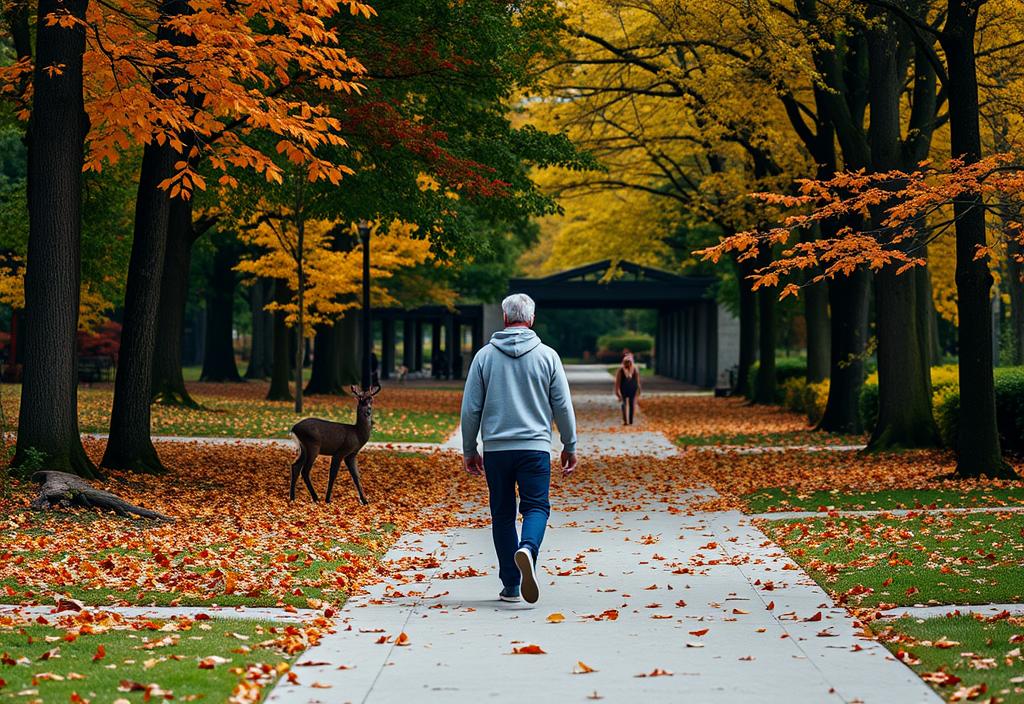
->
<box><xmin>596</xmin><ymin>331</ymin><xmax>653</xmax><ymax>363</ymax></box>
<box><xmin>748</xmin><ymin>357</ymin><xmax>807</xmax><ymax>403</ymax></box>
<box><xmin>934</xmin><ymin>367</ymin><xmax>1024</xmax><ymax>451</ymax></box>
<box><xmin>781</xmin><ymin>377</ymin><xmax>828</xmax><ymax>424</ymax></box>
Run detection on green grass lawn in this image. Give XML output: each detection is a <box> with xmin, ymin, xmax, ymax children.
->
<box><xmin>676</xmin><ymin>430</ymin><xmax>865</xmax><ymax>447</ymax></box>
<box><xmin>0</xmin><ymin>617</ymin><xmax>291</xmax><ymax>703</ymax></box>
<box><xmin>744</xmin><ymin>487</ymin><xmax>1024</xmax><ymax>514</ymax></box>
<box><xmin>875</xmin><ymin>615</ymin><xmax>1024</xmax><ymax>702</ymax></box>
<box><xmin>759</xmin><ymin>511</ymin><xmax>1024</xmax><ymax>607</ymax></box>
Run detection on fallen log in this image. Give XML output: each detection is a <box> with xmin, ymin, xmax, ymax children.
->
<box><xmin>31</xmin><ymin>471</ymin><xmax>174</xmax><ymax>522</ymax></box>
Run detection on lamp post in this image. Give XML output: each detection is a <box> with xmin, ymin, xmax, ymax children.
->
<box><xmin>358</xmin><ymin>219</ymin><xmax>372</xmax><ymax>391</ymax></box>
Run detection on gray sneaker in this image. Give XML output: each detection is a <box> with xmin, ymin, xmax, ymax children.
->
<box><xmin>515</xmin><ymin>548</ymin><xmax>539</xmax><ymax>604</ymax></box>
<box><xmin>499</xmin><ymin>586</ymin><xmax>521</xmax><ymax>602</ymax></box>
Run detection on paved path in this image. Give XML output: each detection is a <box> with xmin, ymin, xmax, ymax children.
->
<box><xmin>268</xmin><ymin>375</ymin><xmax>939</xmax><ymax>704</ymax></box>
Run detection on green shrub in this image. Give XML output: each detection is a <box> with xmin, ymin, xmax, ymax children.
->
<box><xmin>864</xmin><ymin>366</ymin><xmax>1024</xmax><ymax>452</ymax></box>
<box><xmin>780</xmin><ymin>377</ymin><xmax>828</xmax><ymax>424</ymax></box>
<box><xmin>747</xmin><ymin>357</ymin><xmax>807</xmax><ymax>403</ymax></box>
<box><xmin>596</xmin><ymin>331</ymin><xmax>653</xmax><ymax>363</ymax></box>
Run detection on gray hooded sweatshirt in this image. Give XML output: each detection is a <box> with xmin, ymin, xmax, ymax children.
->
<box><xmin>461</xmin><ymin>327</ymin><xmax>577</xmax><ymax>456</ymax></box>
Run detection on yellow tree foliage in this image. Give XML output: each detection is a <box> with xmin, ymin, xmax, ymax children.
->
<box><xmin>0</xmin><ymin>260</ymin><xmax>111</xmax><ymax>333</ymax></box>
<box><xmin>235</xmin><ymin>218</ymin><xmax>449</xmax><ymax>331</ymax></box>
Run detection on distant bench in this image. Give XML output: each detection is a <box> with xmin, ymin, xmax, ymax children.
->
<box><xmin>78</xmin><ymin>355</ymin><xmax>115</xmax><ymax>383</ymax></box>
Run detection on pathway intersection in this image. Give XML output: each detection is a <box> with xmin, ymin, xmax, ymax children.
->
<box><xmin>266</xmin><ymin>367</ymin><xmax>939</xmax><ymax>704</ymax></box>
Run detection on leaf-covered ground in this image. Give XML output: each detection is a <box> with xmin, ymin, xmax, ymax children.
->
<box><xmin>759</xmin><ymin>512</ymin><xmax>1024</xmax><ymax>607</ymax></box>
<box><xmin>0</xmin><ymin>440</ymin><xmax>471</xmax><ymax>608</ymax></box>
<box><xmin>0</xmin><ymin>611</ymin><xmax>298</xmax><ymax>703</ymax></box>
<box><xmin>1</xmin><ymin>384</ymin><xmax>463</xmax><ymax>444</ymax></box>
<box><xmin>874</xmin><ymin>613</ymin><xmax>1024</xmax><ymax>703</ymax></box>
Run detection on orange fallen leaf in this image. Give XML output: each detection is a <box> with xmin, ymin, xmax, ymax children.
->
<box><xmin>573</xmin><ymin>661</ymin><xmax>597</xmax><ymax>674</ymax></box>
<box><xmin>512</xmin><ymin>644</ymin><xmax>546</xmax><ymax>655</ymax></box>
<box><xmin>804</xmin><ymin>612</ymin><xmax>822</xmax><ymax>622</ymax></box>
<box><xmin>395</xmin><ymin>632</ymin><xmax>410</xmax><ymax>646</ymax></box>
<box><xmin>688</xmin><ymin>628</ymin><xmax>709</xmax><ymax>637</ymax></box>
<box><xmin>635</xmin><ymin>668</ymin><xmax>673</xmax><ymax>677</ymax></box>
<box><xmin>92</xmin><ymin>645</ymin><xmax>106</xmax><ymax>662</ymax></box>
<box><xmin>547</xmin><ymin>613</ymin><xmax>565</xmax><ymax>624</ymax></box>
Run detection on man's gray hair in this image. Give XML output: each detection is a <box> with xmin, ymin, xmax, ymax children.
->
<box><xmin>502</xmin><ymin>293</ymin><xmax>536</xmax><ymax>324</ymax></box>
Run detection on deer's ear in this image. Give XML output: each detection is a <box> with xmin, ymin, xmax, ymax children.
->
<box><xmin>371</xmin><ymin>384</ymin><xmax>382</xmax><ymax>396</ymax></box>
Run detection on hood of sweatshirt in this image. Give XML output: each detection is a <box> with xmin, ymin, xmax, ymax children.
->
<box><xmin>489</xmin><ymin>327</ymin><xmax>542</xmax><ymax>358</ymax></box>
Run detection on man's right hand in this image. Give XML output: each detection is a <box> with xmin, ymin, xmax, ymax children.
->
<box><xmin>464</xmin><ymin>452</ymin><xmax>484</xmax><ymax>477</ymax></box>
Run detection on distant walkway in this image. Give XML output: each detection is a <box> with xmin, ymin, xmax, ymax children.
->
<box><xmin>268</xmin><ymin>386</ymin><xmax>938</xmax><ymax>704</ymax></box>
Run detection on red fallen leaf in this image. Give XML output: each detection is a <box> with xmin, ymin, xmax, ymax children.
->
<box><xmin>194</xmin><ymin>613</ymin><xmax>211</xmax><ymax>621</ymax></box>
<box><xmin>375</xmin><ymin>635</ymin><xmax>389</xmax><ymax>644</ymax></box>
<box><xmin>38</xmin><ymin>647</ymin><xmax>60</xmax><ymax>661</ymax></box>
<box><xmin>0</xmin><ymin>677</ymin><xmax>4</xmax><ymax>689</ymax></box>
<box><xmin>905</xmin><ymin>586</ymin><xmax>920</xmax><ymax>597</ymax></box>
<box><xmin>882</xmin><ymin>577</ymin><xmax>893</xmax><ymax>587</ymax></box>
<box><xmin>198</xmin><ymin>655</ymin><xmax>230</xmax><ymax>669</ymax></box>
<box><xmin>296</xmin><ymin>661</ymin><xmax>332</xmax><ymax>667</ymax></box>
<box><xmin>395</xmin><ymin>632</ymin><xmax>411</xmax><ymax>647</ymax></box>
<box><xmin>766</xmin><ymin>601</ymin><xmax>775</xmax><ymax>610</ymax></box>
<box><xmin>896</xmin><ymin>650</ymin><xmax>921</xmax><ymax>666</ymax></box>
<box><xmin>286</xmin><ymin>672</ymin><xmax>299</xmax><ymax>684</ymax></box>
<box><xmin>55</xmin><ymin>597</ymin><xmax>84</xmax><ymax>613</ymax></box>
<box><xmin>635</xmin><ymin>668</ymin><xmax>673</xmax><ymax>677</ymax></box>
<box><xmin>512</xmin><ymin>644</ymin><xmax>546</xmax><ymax>655</ymax></box>
<box><xmin>675</xmin><ymin>600</ymin><xmax>687</xmax><ymax>607</ymax></box>
<box><xmin>688</xmin><ymin>628</ymin><xmax>709</xmax><ymax>637</ymax></box>
<box><xmin>70</xmin><ymin>693</ymin><xmax>89</xmax><ymax>704</ymax></box>
<box><xmin>804</xmin><ymin>612</ymin><xmax>823</xmax><ymax>622</ymax></box>
<box><xmin>92</xmin><ymin>644</ymin><xmax>106</xmax><ymax>662</ymax></box>
<box><xmin>816</xmin><ymin>629</ymin><xmax>838</xmax><ymax>637</ymax></box>
<box><xmin>933</xmin><ymin>637</ymin><xmax>960</xmax><ymax>649</ymax></box>
<box><xmin>732</xmin><ymin>608</ymin><xmax>749</xmax><ymax>615</ymax></box>
<box><xmin>921</xmin><ymin>671</ymin><xmax>961</xmax><ymax>686</ymax></box>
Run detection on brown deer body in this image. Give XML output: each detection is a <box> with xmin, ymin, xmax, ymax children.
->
<box><xmin>289</xmin><ymin>385</ymin><xmax>379</xmax><ymax>504</ymax></box>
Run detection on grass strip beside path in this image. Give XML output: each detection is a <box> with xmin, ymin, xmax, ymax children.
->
<box><xmin>759</xmin><ymin>511</ymin><xmax>1024</xmax><ymax>608</ymax></box>
<box><xmin>0</xmin><ymin>615</ymin><xmax>292</xmax><ymax>703</ymax></box>
<box><xmin>744</xmin><ymin>487</ymin><xmax>1024</xmax><ymax>514</ymax></box>
<box><xmin>874</xmin><ymin>614</ymin><xmax>1024</xmax><ymax>703</ymax></box>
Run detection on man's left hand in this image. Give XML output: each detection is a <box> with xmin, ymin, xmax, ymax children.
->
<box><xmin>560</xmin><ymin>450</ymin><xmax>578</xmax><ymax>475</ymax></box>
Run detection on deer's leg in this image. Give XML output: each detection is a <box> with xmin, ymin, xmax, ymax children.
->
<box><xmin>289</xmin><ymin>451</ymin><xmax>304</xmax><ymax>501</ymax></box>
<box><xmin>325</xmin><ymin>454</ymin><xmax>342</xmax><ymax>504</ymax></box>
<box><xmin>301</xmin><ymin>443</ymin><xmax>320</xmax><ymax>502</ymax></box>
<box><xmin>345</xmin><ymin>453</ymin><xmax>369</xmax><ymax>505</ymax></box>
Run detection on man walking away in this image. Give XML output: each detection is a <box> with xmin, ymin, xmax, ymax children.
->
<box><xmin>461</xmin><ymin>293</ymin><xmax>578</xmax><ymax>605</ymax></box>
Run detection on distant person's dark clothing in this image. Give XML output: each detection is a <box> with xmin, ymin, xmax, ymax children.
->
<box><xmin>614</xmin><ymin>357</ymin><xmax>641</xmax><ymax>426</ymax></box>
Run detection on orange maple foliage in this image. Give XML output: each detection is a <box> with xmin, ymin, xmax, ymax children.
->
<box><xmin>0</xmin><ymin>0</ymin><xmax>374</xmax><ymax>196</ymax></box>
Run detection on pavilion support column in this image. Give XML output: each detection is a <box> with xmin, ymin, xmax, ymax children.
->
<box><xmin>655</xmin><ymin>311</ymin><xmax>664</xmax><ymax>375</ymax></box>
<box><xmin>446</xmin><ymin>315</ymin><xmax>457</xmax><ymax>380</ymax></box>
<box><xmin>671</xmin><ymin>311</ymin><xmax>682</xmax><ymax>380</ymax></box>
<box><xmin>431</xmin><ymin>320</ymin><xmax>442</xmax><ymax>378</ymax></box>
<box><xmin>403</xmin><ymin>318</ymin><xmax>415</xmax><ymax>370</ymax></box>
<box><xmin>414</xmin><ymin>321</ymin><xmax>423</xmax><ymax>371</ymax></box>
<box><xmin>472</xmin><ymin>318</ymin><xmax>483</xmax><ymax>356</ymax></box>
<box><xmin>381</xmin><ymin>317</ymin><xmax>394</xmax><ymax>381</ymax></box>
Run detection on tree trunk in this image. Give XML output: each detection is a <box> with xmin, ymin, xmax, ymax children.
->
<box><xmin>733</xmin><ymin>257</ymin><xmax>756</xmax><ymax>397</ymax></box>
<box><xmin>199</xmin><ymin>240</ymin><xmax>242</xmax><ymax>382</ymax></box>
<box><xmin>941</xmin><ymin>4</ymin><xmax>1014</xmax><ymax>477</ymax></box>
<box><xmin>818</xmin><ymin>269</ymin><xmax>870</xmax><ymax>433</ymax></box>
<box><xmin>151</xmin><ymin>197</ymin><xmax>199</xmax><ymax>407</ymax></box>
<box><xmin>267</xmin><ymin>280</ymin><xmax>293</xmax><ymax>401</ymax></box>
<box><xmin>306</xmin><ymin>316</ymin><xmax>360</xmax><ymax>395</ymax></box>
<box><xmin>804</xmin><ymin>278</ymin><xmax>830</xmax><ymax>383</ymax></box>
<box><xmin>753</xmin><ymin>285</ymin><xmax>776</xmax><ymax>404</ymax></box>
<box><xmin>102</xmin><ymin>0</ymin><xmax>194</xmax><ymax>474</ymax></box>
<box><xmin>868</xmin><ymin>266</ymin><xmax>939</xmax><ymax>449</ymax></box>
<box><xmin>14</xmin><ymin>0</ymin><xmax>98</xmax><ymax>478</ymax></box>
<box><xmin>245</xmin><ymin>279</ymin><xmax>273</xmax><ymax>378</ymax></box>
<box><xmin>294</xmin><ymin>218</ymin><xmax>305</xmax><ymax>414</ymax></box>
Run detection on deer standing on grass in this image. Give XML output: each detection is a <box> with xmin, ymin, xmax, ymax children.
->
<box><xmin>289</xmin><ymin>384</ymin><xmax>380</xmax><ymax>505</ymax></box>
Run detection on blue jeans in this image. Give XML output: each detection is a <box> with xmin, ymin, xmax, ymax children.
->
<box><xmin>483</xmin><ymin>450</ymin><xmax>551</xmax><ymax>588</ymax></box>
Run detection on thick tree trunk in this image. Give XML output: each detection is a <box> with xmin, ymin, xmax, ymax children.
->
<box><xmin>306</xmin><ymin>316</ymin><xmax>360</xmax><ymax>395</ymax></box>
<box><xmin>14</xmin><ymin>0</ymin><xmax>98</xmax><ymax>479</ymax></box>
<box><xmin>804</xmin><ymin>278</ymin><xmax>830</xmax><ymax>383</ymax></box>
<box><xmin>245</xmin><ymin>279</ymin><xmax>273</xmax><ymax>379</ymax></box>
<box><xmin>941</xmin><ymin>5</ymin><xmax>1014</xmax><ymax>477</ymax></box>
<box><xmin>102</xmin><ymin>0</ymin><xmax>193</xmax><ymax>474</ymax></box>
<box><xmin>151</xmin><ymin>197</ymin><xmax>199</xmax><ymax>407</ymax></box>
<box><xmin>101</xmin><ymin>139</ymin><xmax>174</xmax><ymax>474</ymax></box>
<box><xmin>199</xmin><ymin>240</ymin><xmax>242</xmax><ymax>382</ymax></box>
<box><xmin>868</xmin><ymin>266</ymin><xmax>939</xmax><ymax>449</ymax></box>
<box><xmin>818</xmin><ymin>270</ymin><xmax>870</xmax><ymax>433</ymax></box>
<box><xmin>733</xmin><ymin>258</ymin><xmax>757</xmax><ymax>397</ymax></box>
<box><xmin>267</xmin><ymin>280</ymin><xmax>293</xmax><ymax>401</ymax></box>
<box><xmin>753</xmin><ymin>286</ymin><xmax>776</xmax><ymax>404</ymax></box>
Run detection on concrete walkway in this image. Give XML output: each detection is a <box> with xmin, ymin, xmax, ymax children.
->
<box><xmin>267</xmin><ymin>375</ymin><xmax>939</xmax><ymax>704</ymax></box>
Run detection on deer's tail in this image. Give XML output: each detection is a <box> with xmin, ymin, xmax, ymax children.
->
<box><xmin>289</xmin><ymin>431</ymin><xmax>305</xmax><ymax>464</ymax></box>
